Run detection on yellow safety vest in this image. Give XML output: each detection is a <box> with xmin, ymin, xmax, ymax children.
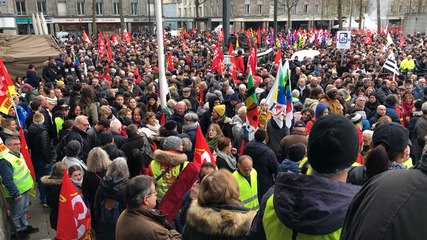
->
<box><xmin>151</xmin><ymin>161</ymin><xmax>188</xmax><ymax>201</ymax></box>
<box><xmin>262</xmin><ymin>194</ymin><xmax>341</xmax><ymax>240</ymax></box>
<box><xmin>233</xmin><ymin>169</ymin><xmax>259</xmax><ymax>210</ymax></box>
<box><xmin>1</xmin><ymin>151</ymin><xmax>34</xmax><ymax>198</ymax></box>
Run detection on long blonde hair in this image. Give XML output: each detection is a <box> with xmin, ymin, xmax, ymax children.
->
<box><xmin>86</xmin><ymin>147</ymin><xmax>111</xmax><ymax>173</ymax></box>
<box><xmin>197</xmin><ymin>169</ymin><xmax>240</xmax><ymax>207</ymax></box>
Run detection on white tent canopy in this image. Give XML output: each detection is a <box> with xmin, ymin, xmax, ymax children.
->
<box><xmin>362</xmin><ymin>14</ymin><xmax>378</xmax><ymax>32</ymax></box>
<box><xmin>332</xmin><ymin>17</ymin><xmax>359</xmax><ymax>29</ymax></box>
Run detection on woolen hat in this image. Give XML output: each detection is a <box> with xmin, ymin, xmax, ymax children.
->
<box><xmin>164</xmin><ymin>120</ymin><xmax>177</xmax><ymax>130</ymax></box>
<box><xmin>213</xmin><ymin>104</ymin><xmax>226</xmax><ymax>117</ymax></box>
<box><xmin>308</xmin><ymin>114</ymin><xmax>359</xmax><ymax>173</ymax></box>
<box><xmin>373</xmin><ymin>122</ymin><xmax>409</xmax><ymax>155</ymax></box>
<box><xmin>163</xmin><ymin>136</ymin><xmax>182</xmax><ymax>151</ymax></box>
<box><xmin>99</xmin><ymin>131</ymin><xmax>113</xmax><ymax>145</ymax></box>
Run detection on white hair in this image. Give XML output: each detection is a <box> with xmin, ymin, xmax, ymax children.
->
<box><xmin>110</xmin><ymin>119</ymin><xmax>122</xmax><ymax>132</ymax></box>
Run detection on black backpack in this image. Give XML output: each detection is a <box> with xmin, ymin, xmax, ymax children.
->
<box><xmin>55</xmin><ymin>132</ymin><xmax>83</xmax><ymax>162</ymax></box>
<box><xmin>127</xmin><ymin>135</ymin><xmax>154</xmax><ymax>177</ymax></box>
<box><xmin>98</xmin><ymin>198</ymin><xmax>121</xmax><ymax>227</ymax></box>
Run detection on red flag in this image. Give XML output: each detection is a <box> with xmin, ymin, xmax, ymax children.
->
<box><xmin>106</xmin><ymin>33</ymin><xmax>113</xmax><ymax>63</ymax></box>
<box><xmin>133</xmin><ymin>68</ymin><xmax>141</xmax><ymax>83</ymax></box>
<box><xmin>122</xmin><ymin>29</ymin><xmax>131</xmax><ymax>42</ymax></box>
<box><xmin>98</xmin><ymin>32</ymin><xmax>105</xmax><ymax>60</ymax></box>
<box><xmin>364</xmin><ymin>31</ymin><xmax>372</xmax><ymax>45</ymax></box>
<box><xmin>274</xmin><ymin>48</ymin><xmax>282</xmax><ymax>65</ymax></box>
<box><xmin>228</xmin><ymin>42</ymin><xmax>238</xmax><ymax>84</ymax></box>
<box><xmin>111</xmin><ymin>33</ymin><xmax>119</xmax><ymax>45</ymax></box>
<box><xmin>168</xmin><ymin>51</ymin><xmax>175</xmax><ymax>71</ymax></box>
<box><xmin>257</xmin><ymin>28</ymin><xmax>261</xmax><ymax>44</ymax></box>
<box><xmin>239</xmin><ymin>138</ymin><xmax>245</xmax><ymax>156</ymax></box>
<box><xmin>0</xmin><ymin>58</ymin><xmax>17</xmax><ymax>115</ymax></box>
<box><xmin>160</xmin><ymin>111</ymin><xmax>166</xmax><ymax>126</ymax></box>
<box><xmin>82</xmin><ymin>30</ymin><xmax>91</xmax><ymax>44</ymax></box>
<box><xmin>194</xmin><ymin>125</ymin><xmax>215</xmax><ymax>165</ymax></box>
<box><xmin>19</xmin><ymin>129</ymin><xmax>35</xmax><ymax>179</ymax></box>
<box><xmin>246</xmin><ymin>46</ymin><xmax>257</xmax><ymax>75</ymax></box>
<box><xmin>211</xmin><ymin>44</ymin><xmax>224</xmax><ymax>75</ymax></box>
<box><xmin>56</xmin><ymin>170</ymin><xmax>91</xmax><ymax>240</ymax></box>
<box><xmin>399</xmin><ymin>35</ymin><xmax>406</xmax><ymax>48</ymax></box>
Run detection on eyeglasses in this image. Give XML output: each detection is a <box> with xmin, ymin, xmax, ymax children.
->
<box><xmin>147</xmin><ymin>190</ymin><xmax>157</xmax><ymax>197</ymax></box>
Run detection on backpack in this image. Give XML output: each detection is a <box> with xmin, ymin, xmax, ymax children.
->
<box><xmin>128</xmin><ymin>135</ymin><xmax>154</xmax><ymax>177</ymax></box>
<box><xmin>98</xmin><ymin>198</ymin><xmax>121</xmax><ymax>226</ymax></box>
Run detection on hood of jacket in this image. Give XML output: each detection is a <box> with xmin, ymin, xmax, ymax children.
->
<box><xmin>272</xmin><ymin>173</ymin><xmax>360</xmax><ymax>235</ymax></box>
<box><xmin>28</xmin><ymin>123</ymin><xmax>46</xmax><ymax>135</ymax></box>
<box><xmin>99</xmin><ymin>176</ymin><xmax>128</xmax><ymax>199</ymax></box>
<box><xmin>185</xmin><ymin>201</ymin><xmax>256</xmax><ymax>238</ymax></box>
<box><xmin>244</xmin><ymin>141</ymin><xmax>270</xmax><ymax>158</ymax></box>
<box><xmin>40</xmin><ymin>176</ymin><xmax>62</xmax><ymax>186</ymax></box>
<box><xmin>182</xmin><ymin>122</ymin><xmax>198</xmax><ymax>133</ymax></box>
<box><xmin>153</xmin><ymin>149</ymin><xmax>187</xmax><ymax>166</ymax></box>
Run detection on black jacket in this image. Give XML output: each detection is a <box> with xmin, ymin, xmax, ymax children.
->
<box><xmin>42</xmin><ymin>63</ymin><xmax>58</xmax><ymax>83</ymax></box>
<box><xmin>102</xmin><ymin>144</ymin><xmax>126</xmax><ymax>160</ymax></box>
<box><xmin>41</xmin><ymin>176</ymin><xmax>62</xmax><ymax>230</ymax></box>
<box><xmin>94</xmin><ymin>176</ymin><xmax>128</xmax><ymax>240</ymax></box>
<box><xmin>244</xmin><ymin>140</ymin><xmax>279</xmax><ymax>202</ymax></box>
<box><xmin>83</xmin><ymin>170</ymin><xmax>106</xmax><ymax>228</ymax></box>
<box><xmin>27</xmin><ymin>123</ymin><xmax>53</xmax><ymax>163</ymax></box>
<box><xmin>341</xmin><ymin>154</ymin><xmax>427</xmax><ymax>240</ymax></box>
<box><xmin>68</xmin><ymin>126</ymin><xmax>90</xmax><ymax>162</ymax></box>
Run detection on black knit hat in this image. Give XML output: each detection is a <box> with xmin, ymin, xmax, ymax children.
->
<box><xmin>99</xmin><ymin>131</ymin><xmax>113</xmax><ymax>145</ymax></box>
<box><xmin>373</xmin><ymin>122</ymin><xmax>409</xmax><ymax>155</ymax></box>
<box><xmin>308</xmin><ymin>114</ymin><xmax>359</xmax><ymax>173</ymax></box>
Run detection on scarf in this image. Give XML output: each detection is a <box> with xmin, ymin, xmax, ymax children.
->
<box><xmin>216</xmin><ymin>150</ymin><xmax>237</xmax><ymax>171</ymax></box>
<box><xmin>182</xmin><ymin>122</ymin><xmax>198</xmax><ymax>133</ymax></box>
<box><xmin>207</xmin><ymin>134</ymin><xmax>224</xmax><ymax>152</ymax></box>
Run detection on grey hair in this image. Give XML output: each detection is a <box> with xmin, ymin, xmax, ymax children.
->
<box><xmin>107</xmin><ymin>157</ymin><xmax>130</xmax><ymax>179</ymax></box>
<box><xmin>125</xmin><ymin>175</ymin><xmax>155</xmax><ymax>208</ymax></box>
<box><xmin>5</xmin><ymin>136</ymin><xmax>20</xmax><ymax>145</ymax></box>
<box><xmin>110</xmin><ymin>119</ymin><xmax>122</xmax><ymax>132</ymax></box>
<box><xmin>182</xmin><ymin>138</ymin><xmax>192</xmax><ymax>152</ymax></box>
<box><xmin>237</xmin><ymin>106</ymin><xmax>247</xmax><ymax>115</ymax></box>
<box><xmin>74</xmin><ymin>115</ymin><xmax>88</xmax><ymax>126</ymax></box>
<box><xmin>184</xmin><ymin>112</ymin><xmax>199</xmax><ymax>122</ymax></box>
<box><xmin>237</xmin><ymin>155</ymin><xmax>253</xmax><ymax>164</ymax></box>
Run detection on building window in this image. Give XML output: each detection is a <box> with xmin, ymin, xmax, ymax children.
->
<box><xmin>258</xmin><ymin>4</ymin><xmax>262</xmax><ymax>14</ymax></box>
<box><xmin>216</xmin><ymin>3</ymin><xmax>219</xmax><ymax>16</ymax></box>
<box><xmin>37</xmin><ymin>0</ymin><xmax>46</xmax><ymax>13</ymax></box>
<box><xmin>113</xmin><ymin>2</ymin><xmax>120</xmax><ymax>15</ymax></box>
<box><xmin>130</xmin><ymin>2</ymin><xmax>137</xmax><ymax>15</ymax></box>
<box><xmin>245</xmin><ymin>4</ymin><xmax>250</xmax><ymax>15</ymax></box>
<box><xmin>96</xmin><ymin>2</ymin><xmax>103</xmax><ymax>15</ymax></box>
<box><xmin>199</xmin><ymin>6</ymin><xmax>202</xmax><ymax>16</ymax></box>
<box><xmin>315</xmin><ymin>4</ymin><xmax>319</xmax><ymax>14</ymax></box>
<box><xmin>304</xmin><ymin>4</ymin><xmax>308</xmax><ymax>14</ymax></box>
<box><xmin>57</xmin><ymin>2</ymin><xmax>66</xmax><ymax>16</ymax></box>
<box><xmin>184</xmin><ymin>8</ymin><xmax>187</xmax><ymax>17</ymax></box>
<box><xmin>16</xmin><ymin>0</ymin><xmax>26</xmax><ymax>15</ymax></box>
<box><xmin>77</xmin><ymin>2</ymin><xmax>85</xmax><ymax>15</ymax></box>
<box><xmin>398</xmin><ymin>5</ymin><xmax>402</xmax><ymax>13</ymax></box>
<box><xmin>179</xmin><ymin>8</ymin><xmax>182</xmax><ymax>17</ymax></box>
<box><xmin>292</xmin><ymin>5</ymin><xmax>297</xmax><ymax>14</ymax></box>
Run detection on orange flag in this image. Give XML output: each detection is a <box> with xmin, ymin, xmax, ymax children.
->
<box><xmin>0</xmin><ymin>58</ymin><xmax>17</xmax><ymax>115</ymax></box>
<box><xmin>194</xmin><ymin>125</ymin><xmax>215</xmax><ymax>166</ymax></box>
<box><xmin>18</xmin><ymin>129</ymin><xmax>35</xmax><ymax>179</ymax></box>
<box><xmin>56</xmin><ymin>170</ymin><xmax>91</xmax><ymax>240</ymax></box>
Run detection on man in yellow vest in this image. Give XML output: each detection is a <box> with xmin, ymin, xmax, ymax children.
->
<box><xmin>0</xmin><ymin>137</ymin><xmax>38</xmax><ymax>239</ymax></box>
<box><xmin>247</xmin><ymin>115</ymin><xmax>361</xmax><ymax>240</ymax></box>
<box><xmin>232</xmin><ymin>155</ymin><xmax>259</xmax><ymax>210</ymax></box>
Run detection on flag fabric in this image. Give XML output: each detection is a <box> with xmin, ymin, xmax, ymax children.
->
<box><xmin>194</xmin><ymin>125</ymin><xmax>215</xmax><ymax>165</ymax></box>
<box><xmin>56</xmin><ymin>170</ymin><xmax>91</xmax><ymax>240</ymax></box>
<box><xmin>160</xmin><ymin>111</ymin><xmax>166</xmax><ymax>126</ymax></box>
<box><xmin>246</xmin><ymin>46</ymin><xmax>257</xmax><ymax>75</ymax></box>
<box><xmin>0</xmin><ymin>58</ymin><xmax>17</xmax><ymax>115</ymax></box>
<box><xmin>106</xmin><ymin>33</ymin><xmax>113</xmax><ymax>63</ymax></box>
<box><xmin>228</xmin><ymin>42</ymin><xmax>238</xmax><ymax>84</ymax></box>
<box><xmin>284</xmin><ymin>63</ymin><xmax>293</xmax><ymax>128</ymax></box>
<box><xmin>382</xmin><ymin>33</ymin><xmax>393</xmax><ymax>51</ymax></box>
<box><xmin>97</xmin><ymin>32</ymin><xmax>105</xmax><ymax>60</ymax></box>
<box><xmin>122</xmin><ymin>29</ymin><xmax>131</xmax><ymax>42</ymax></box>
<box><xmin>73</xmin><ymin>53</ymin><xmax>80</xmax><ymax>68</ymax></box>
<box><xmin>167</xmin><ymin>51</ymin><xmax>175</xmax><ymax>71</ymax></box>
<box><xmin>245</xmin><ymin>68</ymin><xmax>259</xmax><ymax>140</ymax></box>
<box><xmin>18</xmin><ymin>128</ymin><xmax>35</xmax><ymax>179</ymax></box>
<box><xmin>273</xmin><ymin>48</ymin><xmax>281</xmax><ymax>65</ymax></box>
<box><xmin>364</xmin><ymin>31</ymin><xmax>372</xmax><ymax>45</ymax></box>
<box><xmin>82</xmin><ymin>30</ymin><xmax>91</xmax><ymax>45</ymax></box>
<box><xmin>211</xmin><ymin>44</ymin><xmax>224</xmax><ymax>75</ymax></box>
<box><xmin>383</xmin><ymin>51</ymin><xmax>400</xmax><ymax>76</ymax></box>
<box><xmin>399</xmin><ymin>35</ymin><xmax>406</xmax><ymax>48</ymax></box>
<box><xmin>270</xmin><ymin>61</ymin><xmax>286</xmax><ymax>128</ymax></box>
<box><xmin>133</xmin><ymin>68</ymin><xmax>141</xmax><ymax>83</ymax></box>
<box><xmin>112</xmin><ymin>33</ymin><xmax>119</xmax><ymax>45</ymax></box>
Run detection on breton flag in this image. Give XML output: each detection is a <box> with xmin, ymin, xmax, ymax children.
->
<box><xmin>194</xmin><ymin>125</ymin><xmax>215</xmax><ymax>166</ymax></box>
<box><xmin>56</xmin><ymin>170</ymin><xmax>91</xmax><ymax>240</ymax></box>
<box><xmin>383</xmin><ymin>51</ymin><xmax>400</xmax><ymax>76</ymax></box>
<box><xmin>382</xmin><ymin>33</ymin><xmax>394</xmax><ymax>51</ymax></box>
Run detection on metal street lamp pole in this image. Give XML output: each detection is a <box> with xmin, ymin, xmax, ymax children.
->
<box><xmin>222</xmin><ymin>0</ymin><xmax>230</xmax><ymax>52</ymax></box>
<box><xmin>274</xmin><ymin>0</ymin><xmax>278</xmax><ymax>41</ymax></box>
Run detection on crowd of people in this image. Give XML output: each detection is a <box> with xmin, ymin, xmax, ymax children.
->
<box><xmin>0</xmin><ymin>28</ymin><xmax>427</xmax><ymax>239</ymax></box>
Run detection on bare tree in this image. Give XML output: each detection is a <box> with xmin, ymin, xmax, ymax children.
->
<box><xmin>358</xmin><ymin>0</ymin><xmax>363</xmax><ymax>30</ymax></box>
<box><xmin>120</xmin><ymin>0</ymin><xmax>125</xmax><ymax>31</ymax></box>
<box><xmin>338</xmin><ymin>0</ymin><xmax>343</xmax><ymax>30</ymax></box>
<box><xmin>92</xmin><ymin>0</ymin><xmax>97</xmax><ymax>34</ymax></box>
<box><xmin>278</xmin><ymin>0</ymin><xmax>300</xmax><ymax>30</ymax></box>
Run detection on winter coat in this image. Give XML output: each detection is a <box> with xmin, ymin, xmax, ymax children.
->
<box><xmin>247</xmin><ymin>173</ymin><xmax>360</xmax><ymax>240</ymax></box>
<box><xmin>277</xmin><ymin>129</ymin><xmax>308</xmax><ymax>163</ymax></box>
<box><xmin>42</xmin><ymin>62</ymin><xmax>58</xmax><ymax>83</ymax></box>
<box><xmin>266</xmin><ymin>119</ymin><xmax>290</xmax><ymax>157</ymax></box>
<box><xmin>27</xmin><ymin>124</ymin><xmax>53</xmax><ymax>163</ymax></box>
<box><xmin>115</xmin><ymin>207</ymin><xmax>181</xmax><ymax>240</ymax></box>
<box><xmin>341</xmin><ymin>154</ymin><xmax>427</xmax><ymax>240</ymax></box>
<box><xmin>244</xmin><ymin>140</ymin><xmax>278</xmax><ymax>202</ymax></box>
<box><xmin>41</xmin><ymin>176</ymin><xmax>62</xmax><ymax>230</ymax></box>
<box><xmin>320</xmin><ymin>97</ymin><xmax>343</xmax><ymax>115</ymax></box>
<box><xmin>303</xmin><ymin>97</ymin><xmax>319</xmax><ymax>112</ymax></box>
<box><xmin>384</xmin><ymin>103</ymin><xmax>401</xmax><ymax>123</ymax></box>
<box><xmin>182</xmin><ymin>201</ymin><xmax>256</xmax><ymax>240</ymax></box>
<box><xmin>112</xmin><ymin>131</ymin><xmax>127</xmax><ymax>149</ymax></box>
<box><xmin>412</xmin><ymin>115</ymin><xmax>427</xmax><ymax>163</ymax></box>
<box><xmin>26</xmin><ymin>69</ymin><xmax>39</xmax><ymax>88</ymax></box>
<box><xmin>68</xmin><ymin>126</ymin><xmax>91</xmax><ymax>162</ymax></box>
<box><xmin>94</xmin><ymin>176</ymin><xmax>128</xmax><ymax>240</ymax></box>
<box><xmin>82</xmin><ymin>170</ymin><xmax>106</xmax><ymax>228</ymax></box>
<box><xmin>102</xmin><ymin>144</ymin><xmax>126</xmax><ymax>161</ymax></box>
<box><xmin>182</xmin><ymin>123</ymin><xmax>197</xmax><ymax>149</ymax></box>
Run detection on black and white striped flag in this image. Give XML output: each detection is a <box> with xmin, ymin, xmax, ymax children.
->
<box><xmin>383</xmin><ymin>52</ymin><xmax>400</xmax><ymax>75</ymax></box>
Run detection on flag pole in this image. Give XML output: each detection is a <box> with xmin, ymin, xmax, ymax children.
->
<box><xmin>155</xmin><ymin>0</ymin><xmax>167</xmax><ymax>109</ymax></box>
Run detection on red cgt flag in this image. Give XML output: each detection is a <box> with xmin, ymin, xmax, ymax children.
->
<box><xmin>19</xmin><ymin>129</ymin><xmax>35</xmax><ymax>179</ymax></box>
<box><xmin>168</xmin><ymin>51</ymin><xmax>175</xmax><ymax>71</ymax></box>
<box><xmin>364</xmin><ymin>31</ymin><xmax>372</xmax><ymax>45</ymax></box>
<box><xmin>399</xmin><ymin>35</ymin><xmax>406</xmax><ymax>48</ymax></box>
<box><xmin>194</xmin><ymin>125</ymin><xmax>215</xmax><ymax>166</ymax></box>
<box><xmin>106</xmin><ymin>33</ymin><xmax>113</xmax><ymax>63</ymax></box>
<box><xmin>0</xmin><ymin>58</ymin><xmax>17</xmax><ymax>115</ymax></box>
<box><xmin>98</xmin><ymin>32</ymin><xmax>105</xmax><ymax>60</ymax></box>
<box><xmin>56</xmin><ymin>170</ymin><xmax>91</xmax><ymax>240</ymax></box>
